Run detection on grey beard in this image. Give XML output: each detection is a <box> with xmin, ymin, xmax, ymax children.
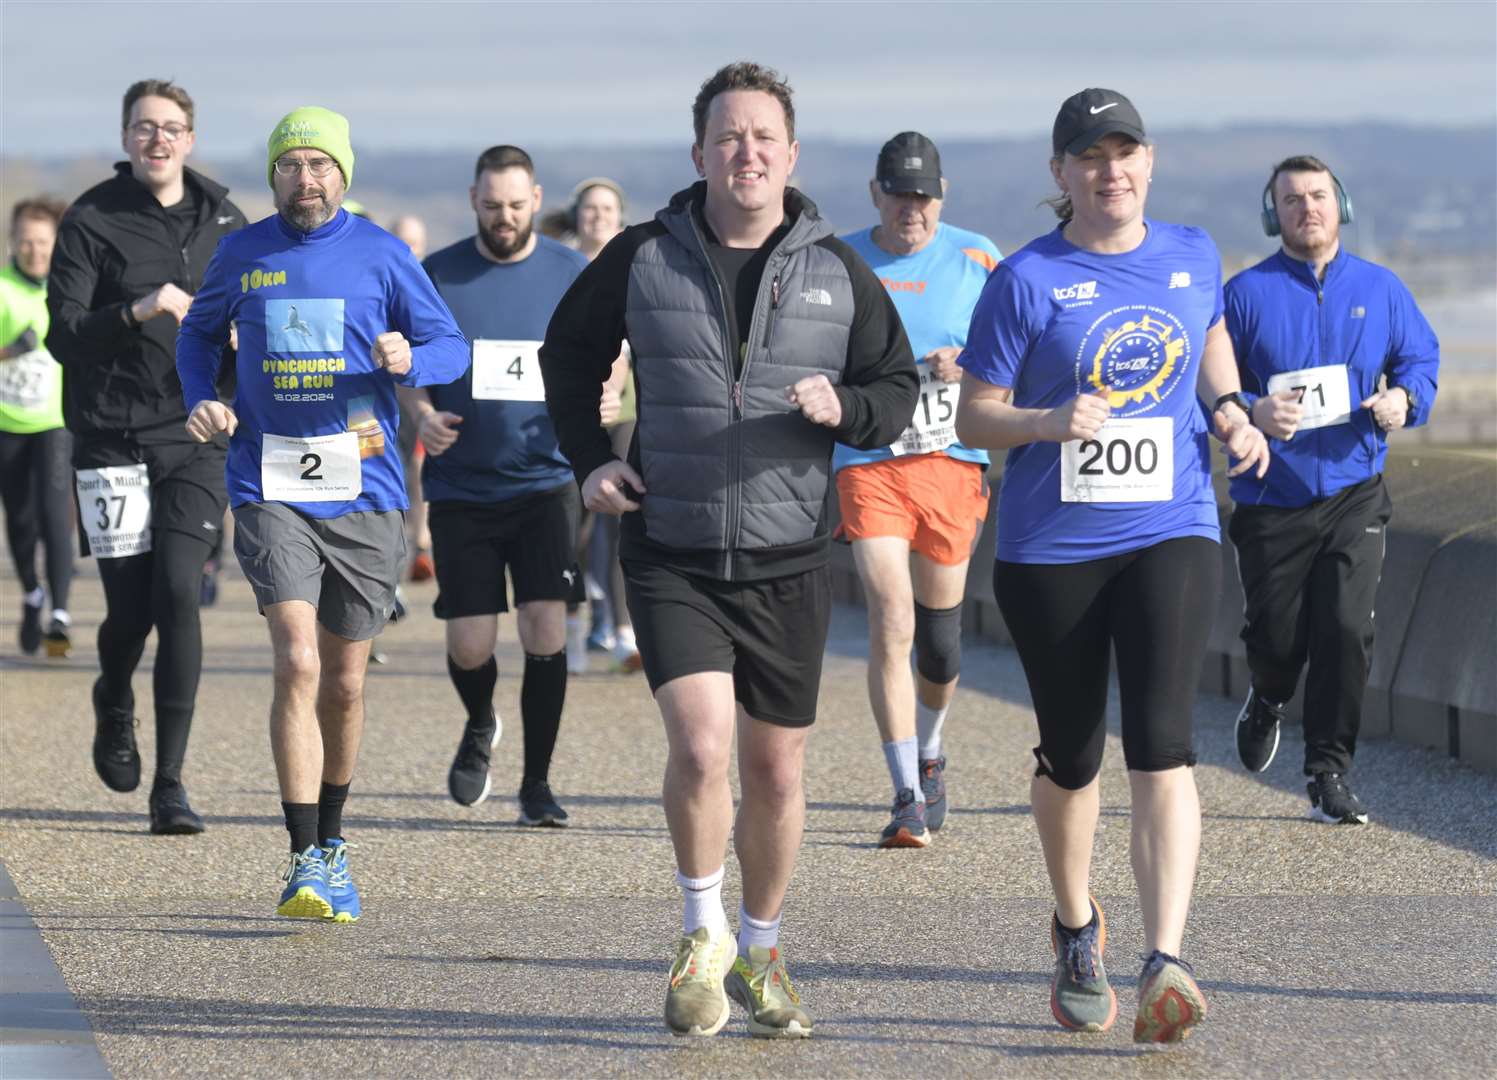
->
<box><xmin>281</xmin><ymin>195</ymin><xmax>338</xmax><ymax>233</ymax></box>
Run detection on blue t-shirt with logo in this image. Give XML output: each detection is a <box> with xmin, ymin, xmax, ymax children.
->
<box><xmin>177</xmin><ymin>209</ymin><xmax>470</xmax><ymax>518</ymax></box>
<box><xmin>958</xmin><ymin>221</ymin><xmax>1223</xmax><ymax>564</ymax></box>
<box><xmin>420</xmin><ymin>236</ymin><xmax>587</xmax><ymax>503</ymax></box>
<box><xmin>834</xmin><ymin>222</ymin><xmax>999</xmax><ymax>470</ymax></box>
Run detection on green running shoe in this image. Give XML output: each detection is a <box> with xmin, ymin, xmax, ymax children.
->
<box><xmin>726</xmin><ymin>945</ymin><xmax>813</xmax><ymax>1039</ymax></box>
<box><xmin>1049</xmin><ymin>896</ymin><xmax>1116</xmax><ymax>1032</ymax></box>
<box><xmin>664</xmin><ymin>926</ymin><xmax>735</xmax><ymax>1037</ymax></box>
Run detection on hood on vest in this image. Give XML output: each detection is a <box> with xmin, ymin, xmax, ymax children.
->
<box><xmin>656</xmin><ymin>180</ymin><xmax>832</xmax><ymax>259</ymax></box>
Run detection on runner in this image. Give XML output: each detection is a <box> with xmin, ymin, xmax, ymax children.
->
<box><xmin>46</xmin><ymin>79</ymin><xmax>246</xmax><ymax>834</ymax></box>
<box><xmin>955</xmin><ymin>88</ymin><xmax>1269</xmax><ymax>1042</ymax></box>
<box><xmin>1</xmin><ymin>197</ymin><xmax>74</xmax><ymax>657</ymax></box>
<box><xmin>834</xmin><ymin>132</ymin><xmax>1000</xmax><ymax>847</ymax></box>
<box><xmin>402</xmin><ymin>145</ymin><xmax>587</xmax><ymax>824</ymax></box>
<box><xmin>542</xmin><ymin>62</ymin><xmax>917</xmax><ymax>1039</ymax></box>
<box><xmin>388</xmin><ymin>213</ymin><xmax>435</xmax><ymax>583</ymax></box>
<box><xmin>176</xmin><ymin>106</ymin><xmax>468</xmax><ymax>919</ymax></box>
<box><xmin>1225</xmin><ymin>154</ymin><xmax>1439</xmax><ymax>823</ymax></box>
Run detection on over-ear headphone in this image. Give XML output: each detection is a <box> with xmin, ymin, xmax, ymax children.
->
<box><xmin>1261</xmin><ymin>163</ymin><xmax>1353</xmax><ymax>237</ymax></box>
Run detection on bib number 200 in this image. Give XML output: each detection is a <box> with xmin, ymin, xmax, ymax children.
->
<box><xmin>1077</xmin><ymin>436</ymin><xmax>1160</xmax><ymax>477</ymax></box>
<box><xmin>1060</xmin><ymin>417</ymin><xmax>1173</xmax><ymax>503</ymax></box>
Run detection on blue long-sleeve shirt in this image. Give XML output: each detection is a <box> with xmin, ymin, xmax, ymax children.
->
<box><xmin>177</xmin><ymin>209</ymin><xmax>469</xmax><ymax>517</ymax></box>
<box><xmin>1225</xmin><ymin>248</ymin><xmax>1439</xmax><ymax>508</ymax></box>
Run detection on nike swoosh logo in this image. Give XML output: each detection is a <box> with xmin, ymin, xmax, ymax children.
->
<box><xmin>1089</xmin><ymin>103</ymin><xmax>1120</xmax><ymax>115</ymax></box>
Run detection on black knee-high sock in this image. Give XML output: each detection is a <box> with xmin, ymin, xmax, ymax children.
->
<box><xmin>282</xmin><ymin>802</ymin><xmax>320</xmax><ymax>853</ymax></box>
<box><xmin>447</xmin><ymin>654</ymin><xmax>497</xmax><ymax>725</ymax></box>
<box><xmin>318</xmin><ymin>781</ymin><xmax>350</xmax><ymax>845</ymax></box>
<box><xmin>521</xmin><ymin>650</ymin><xmax>566</xmax><ymax>782</ymax></box>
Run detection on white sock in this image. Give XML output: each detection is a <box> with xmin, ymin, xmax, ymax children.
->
<box><xmin>23</xmin><ymin>587</ymin><xmax>44</xmax><ymax>608</ymax></box>
<box><xmin>882</xmin><ymin>736</ymin><xmax>923</xmax><ymax>803</ymax></box>
<box><xmin>676</xmin><ymin>867</ymin><xmax>727</xmax><ymax>936</ymax></box>
<box><xmin>50</xmin><ymin>609</ymin><xmax>71</xmax><ymax>627</ymax></box>
<box><xmin>738</xmin><ymin>901</ymin><xmax>782</xmax><ymax>957</ymax></box>
<box><xmin>615</xmin><ymin>625</ymin><xmax>637</xmax><ymax>651</ymax></box>
<box><xmin>916</xmin><ymin>701</ymin><xmax>950</xmax><ymax>760</ymax></box>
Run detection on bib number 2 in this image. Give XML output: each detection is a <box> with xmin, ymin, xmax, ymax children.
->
<box><xmin>1061</xmin><ymin>417</ymin><xmax>1174</xmax><ymax>503</ymax></box>
<box><xmin>261</xmin><ymin>432</ymin><xmax>362</xmax><ymax>502</ymax></box>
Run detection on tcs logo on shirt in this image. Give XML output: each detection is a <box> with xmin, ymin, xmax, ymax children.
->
<box><xmin>1076</xmin><ymin>305</ymin><xmax>1192</xmax><ymax>414</ymax></box>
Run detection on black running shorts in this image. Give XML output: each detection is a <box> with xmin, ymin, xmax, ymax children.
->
<box><xmin>73</xmin><ymin>439</ymin><xmax>228</xmax><ymax>556</ymax></box>
<box><xmin>428</xmin><ymin>483</ymin><xmax>580</xmax><ymax>618</ymax></box>
<box><xmin>623</xmin><ymin>560</ymin><xmax>832</xmax><ymax>728</ymax></box>
<box><xmin>992</xmin><ymin>536</ymin><xmax>1220</xmax><ymax>788</ymax></box>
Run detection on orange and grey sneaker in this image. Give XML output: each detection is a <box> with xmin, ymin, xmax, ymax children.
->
<box><xmin>664</xmin><ymin>926</ymin><xmax>736</xmax><ymax>1037</ymax></box>
<box><xmin>1133</xmin><ymin>949</ymin><xmax>1208</xmax><ymax>1043</ymax></box>
<box><xmin>725</xmin><ymin>945</ymin><xmax>813</xmax><ymax>1038</ymax></box>
<box><xmin>1049</xmin><ymin>896</ymin><xmax>1116</xmax><ymax>1032</ymax></box>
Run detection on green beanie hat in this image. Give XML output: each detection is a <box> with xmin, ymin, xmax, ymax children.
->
<box><xmin>267</xmin><ymin>106</ymin><xmax>354</xmax><ymax>190</ymax></box>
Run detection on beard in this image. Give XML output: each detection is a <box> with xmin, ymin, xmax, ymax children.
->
<box><xmin>280</xmin><ymin>190</ymin><xmax>339</xmax><ymax>233</ymax></box>
<box><xmin>478</xmin><ymin>218</ymin><xmax>532</xmax><ymax>260</ymax></box>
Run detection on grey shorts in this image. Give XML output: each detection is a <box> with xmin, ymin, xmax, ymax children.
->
<box><xmin>232</xmin><ymin>501</ymin><xmax>406</xmax><ymax>641</ymax></box>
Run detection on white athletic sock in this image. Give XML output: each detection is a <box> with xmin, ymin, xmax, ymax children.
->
<box><xmin>676</xmin><ymin>867</ymin><xmax>727</xmax><ymax>936</ymax></box>
<box><xmin>738</xmin><ymin>901</ymin><xmax>782</xmax><ymax>957</ymax></box>
<box><xmin>882</xmin><ymin>736</ymin><xmax>923</xmax><ymax>803</ymax></box>
<box><xmin>50</xmin><ymin>609</ymin><xmax>71</xmax><ymax>627</ymax></box>
<box><xmin>916</xmin><ymin>701</ymin><xmax>950</xmax><ymax>761</ymax></box>
<box><xmin>22</xmin><ymin>587</ymin><xmax>44</xmax><ymax>608</ymax></box>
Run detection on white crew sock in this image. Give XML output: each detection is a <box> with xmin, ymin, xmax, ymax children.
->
<box><xmin>50</xmin><ymin>608</ymin><xmax>71</xmax><ymax>627</ymax></box>
<box><xmin>738</xmin><ymin>901</ymin><xmax>782</xmax><ymax>957</ymax></box>
<box><xmin>23</xmin><ymin>587</ymin><xmax>44</xmax><ymax>608</ymax></box>
<box><xmin>916</xmin><ymin>700</ymin><xmax>950</xmax><ymax>760</ymax></box>
<box><xmin>676</xmin><ymin>867</ymin><xmax>727</xmax><ymax>936</ymax></box>
<box><xmin>882</xmin><ymin>736</ymin><xmax>923</xmax><ymax>802</ymax></box>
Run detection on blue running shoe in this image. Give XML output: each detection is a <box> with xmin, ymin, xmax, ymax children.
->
<box><xmin>323</xmin><ymin>839</ymin><xmax>361</xmax><ymax>923</ymax></box>
<box><xmin>919</xmin><ymin>756</ymin><xmax>949</xmax><ymax>832</ymax></box>
<box><xmin>277</xmin><ymin>846</ymin><xmax>333</xmax><ymax>919</ymax></box>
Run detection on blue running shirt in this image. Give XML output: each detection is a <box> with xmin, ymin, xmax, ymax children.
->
<box><xmin>835</xmin><ymin>222</ymin><xmax>999</xmax><ymax>471</ymax></box>
<box><xmin>959</xmin><ymin>221</ymin><xmax>1223</xmax><ymax>564</ymax></box>
<box><xmin>420</xmin><ymin>236</ymin><xmax>587</xmax><ymax>503</ymax></box>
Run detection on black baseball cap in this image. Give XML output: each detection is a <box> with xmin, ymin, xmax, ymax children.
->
<box><xmin>876</xmin><ymin>131</ymin><xmax>943</xmax><ymax>197</ymax></box>
<box><xmin>1052</xmin><ymin>89</ymin><xmax>1147</xmax><ymax>157</ymax></box>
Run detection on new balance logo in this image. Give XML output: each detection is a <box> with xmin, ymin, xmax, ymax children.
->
<box><xmin>1168</xmin><ymin>272</ymin><xmax>1192</xmax><ymax>289</ymax></box>
<box><xmin>1351</xmin><ymin>306</ymin><xmax>1366</xmax><ymax>319</ymax></box>
<box><xmin>1052</xmin><ymin>281</ymin><xmax>1098</xmax><ymax>302</ymax></box>
<box><xmin>801</xmin><ymin>288</ymin><xmax>833</xmax><ymax>306</ymax></box>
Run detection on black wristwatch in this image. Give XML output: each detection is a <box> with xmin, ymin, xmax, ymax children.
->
<box><xmin>1214</xmin><ymin>391</ymin><xmax>1253</xmax><ymax>422</ymax></box>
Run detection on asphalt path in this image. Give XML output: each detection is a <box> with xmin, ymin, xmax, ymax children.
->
<box><xmin>1</xmin><ymin>565</ymin><xmax>1493</xmax><ymax>1078</ymax></box>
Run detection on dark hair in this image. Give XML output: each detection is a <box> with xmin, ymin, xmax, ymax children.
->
<box><xmin>10</xmin><ymin>197</ymin><xmax>67</xmax><ymax>232</ymax></box>
<box><xmin>1267</xmin><ymin>154</ymin><xmax>1334</xmax><ymax>194</ymax></box>
<box><xmin>474</xmin><ymin>145</ymin><xmax>534</xmax><ymax>182</ymax></box>
<box><xmin>692</xmin><ymin>62</ymin><xmax>795</xmax><ymax>147</ymax></box>
<box><xmin>121</xmin><ymin>79</ymin><xmax>194</xmax><ymax>130</ymax></box>
<box><xmin>1043</xmin><ymin>189</ymin><xmax>1073</xmax><ymax>223</ymax></box>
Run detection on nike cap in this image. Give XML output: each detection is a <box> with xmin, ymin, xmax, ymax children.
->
<box><xmin>1052</xmin><ymin>89</ymin><xmax>1147</xmax><ymax>157</ymax></box>
<box><xmin>876</xmin><ymin>131</ymin><xmax>943</xmax><ymax>197</ymax></box>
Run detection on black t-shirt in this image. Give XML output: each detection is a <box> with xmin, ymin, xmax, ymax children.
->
<box><xmin>700</xmin><ymin>212</ymin><xmax>791</xmax><ymax>376</ymax></box>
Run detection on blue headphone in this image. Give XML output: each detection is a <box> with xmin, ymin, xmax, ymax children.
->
<box><xmin>1261</xmin><ymin>164</ymin><xmax>1354</xmax><ymax>237</ymax></box>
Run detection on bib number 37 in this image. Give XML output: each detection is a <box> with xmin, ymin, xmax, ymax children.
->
<box><xmin>1061</xmin><ymin>417</ymin><xmax>1174</xmax><ymax>503</ymax></box>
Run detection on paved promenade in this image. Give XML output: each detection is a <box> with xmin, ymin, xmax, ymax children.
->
<box><xmin>2</xmin><ymin>565</ymin><xmax>1494</xmax><ymax>1078</ymax></box>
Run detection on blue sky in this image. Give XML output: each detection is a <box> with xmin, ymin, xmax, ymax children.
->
<box><xmin>3</xmin><ymin>0</ymin><xmax>1495</xmax><ymax>157</ymax></box>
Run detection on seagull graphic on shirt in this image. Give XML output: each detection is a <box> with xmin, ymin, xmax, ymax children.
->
<box><xmin>283</xmin><ymin>305</ymin><xmax>314</xmax><ymax>340</ymax></box>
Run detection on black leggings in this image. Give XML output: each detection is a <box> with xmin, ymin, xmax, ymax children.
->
<box><xmin>95</xmin><ymin>527</ymin><xmax>214</xmax><ymax>783</ymax></box>
<box><xmin>993</xmin><ymin>536</ymin><xmax>1220</xmax><ymax>789</ymax></box>
<box><xmin>0</xmin><ymin>428</ymin><xmax>75</xmax><ymax>607</ymax></box>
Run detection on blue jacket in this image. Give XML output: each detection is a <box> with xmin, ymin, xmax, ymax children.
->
<box><xmin>1224</xmin><ymin>248</ymin><xmax>1438</xmax><ymax>508</ymax></box>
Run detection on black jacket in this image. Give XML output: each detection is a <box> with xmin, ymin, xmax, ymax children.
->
<box><xmin>46</xmin><ymin>163</ymin><xmax>245</xmax><ymax>447</ymax></box>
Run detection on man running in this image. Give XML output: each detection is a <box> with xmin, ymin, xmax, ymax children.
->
<box><xmin>834</xmin><ymin>132</ymin><xmax>1000</xmax><ymax>847</ymax></box>
<box><xmin>176</xmin><ymin>106</ymin><xmax>467</xmax><ymax>919</ymax></box>
<box><xmin>542</xmin><ymin>62</ymin><xmax>917</xmax><ymax>1039</ymax></box>
<box><xmin>46</xmin><ymin>79</ymin><xmax>246</xmax><ymax>834</ymax></box>
<box><xmin>403</xmin><ymin>145</ymin><xmax>587</xmax><ymax>825</ymax></box>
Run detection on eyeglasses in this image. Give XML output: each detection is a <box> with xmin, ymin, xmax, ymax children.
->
<box><xmin>127</xmin><ymin>121</ymin><xmax>191</xmax><ymax>142</ymax></box>
<box><xmin>273</xmin><ymin>157</ymin><xmax>338</xmax><ymax>178</ymax></box>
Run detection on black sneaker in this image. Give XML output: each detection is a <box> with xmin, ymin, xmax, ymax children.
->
<box><xmin>448</xmin><ymin>710</ymin><xmax>500</xmax><ymax>806</ymax></box>
<box><xmin>518</xmin><ymin>778</ymin><xmax>569</xmax><ymax>827</ymax></box>
<box><xmin>43</xmin><ymin>618</ymin><xmax>71</xmax><ymax>658</ymax></box>
<box><xmin>19</xmin><ymin>602</ymin><xmax>42</xmax><ymax>655</ymax></box>
<box><xmin>1307</xmin><ymin>772</ymin><xmax>1369</xmax><ymax>824</ymax></box>
<box><xmin>1235</xmin><ymin>689</ymin><xmax>1283</xmax><ymax>773</ymax></box>
<box><xmin>92</xmin><ymin>677</ymin><xmax>141</xmax><ymax>792</ymax></box>
<box><xmin>149</xmin><ymin>780</ymin><xmax>205</xmax><ymax>835</ymax></box>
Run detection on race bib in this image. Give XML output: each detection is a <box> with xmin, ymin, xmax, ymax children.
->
<box><xmin>892</xmin><ymin>365</ymin><xmax>960</xmax><ymax>456</ymax></box>
<box><xmin>75</xmin><ymin>464</ymin><xmax>152</xmax><ymax>557</ymax></box>
<box><xmin>1061</xmin><ymin>417</ymin><xmax>1174</xmax><ymax>503</ymax></box>
<box><xmin>0</xmin><ymin>349</ymin><xmax>59</xmax><ymax>413</ymax></box>
<box><xmin>261</xmin><ymin>432</ymin><xmax>361</xmax><ymax>503</ymax></box>
<box><xmin>1266</xmin><ymin>363</ymin><xmax>1352</xmax><ymax>430</ymax></box>
<box><xmin>472</xmin><ymin>339</ymin><xmax>544</xmax><ymax>402</ymax></box>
